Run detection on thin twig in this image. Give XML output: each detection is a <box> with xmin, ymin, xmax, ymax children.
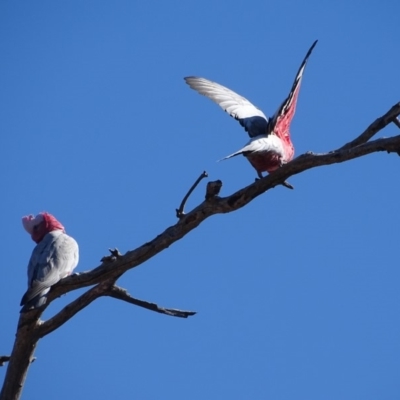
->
<box><xmin>107</xmin><ymin>285</ymin><xmax>197</xmax><ymax>318</ymax></box>
<box><xmin>176</xmin><ymin>171</ymin><xmax>208</xmax><ymax>218</ymax></box>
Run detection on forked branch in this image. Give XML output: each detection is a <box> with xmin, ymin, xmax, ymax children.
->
<box><xmin>37</xmin><ymin>278</ymin><xmax>117</xmax><ymax>338</ymax></box>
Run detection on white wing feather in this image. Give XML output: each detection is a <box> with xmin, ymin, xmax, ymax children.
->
<box><xmin>184</xmin><ymin>77</ymin><xmax>268</xmax><ymax>121</ymax></box>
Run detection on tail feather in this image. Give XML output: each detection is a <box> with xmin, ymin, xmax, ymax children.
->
<box><xmin>20</xmin><ymin>289</ymin><xmax>49</xmax><ymax>313</ymax></box>
<box><xmin>218</xmin><ymin>150</ymin><xmax>244</xmax><ymax>162</ymax></box>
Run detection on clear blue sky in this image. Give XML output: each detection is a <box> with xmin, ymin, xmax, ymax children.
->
<box><xmin>1</xmin><ymin>1</ymin><xmax>399</xmax><ymax>399</ymax></box>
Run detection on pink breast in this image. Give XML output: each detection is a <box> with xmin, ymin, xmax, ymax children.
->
<box><xmin>246</xmin><ymin>151</ymin><xmax>282</xmax><ymax>173</ymax></box>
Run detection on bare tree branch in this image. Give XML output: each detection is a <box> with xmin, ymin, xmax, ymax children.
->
<box><xmin>106</xmin><ymin>285</ymin><xmax>197</xmax><ymax>318</ymax></box>
<box><xmin>47</xmin><ymin>136</ymin><xmax>400</xmax><ymax>309</ymax></box>
<box><xmin>339</xmin><ymin>102</ymin><xmax>400</xmax><ymax>150</ymax></box>
<box><xmin>2</xmin><ymin>101</ymin><xmax>400</xmax><ymax>400</ymax></box>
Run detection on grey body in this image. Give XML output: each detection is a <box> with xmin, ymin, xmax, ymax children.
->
<box><xmin>20</xmin><ymin>230</ymin><xmax>79</xmax><ymax>312</ymax></box>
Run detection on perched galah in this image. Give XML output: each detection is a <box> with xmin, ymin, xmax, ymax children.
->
<box><xmin>184</xmin><ymin>40</ymin><xmax>317</xmax><ymax>179</ymax></box>
<box><xmin>20</xmin><ymin>212</ymin><xmax>79</xmax><ymax>312</ymax></box>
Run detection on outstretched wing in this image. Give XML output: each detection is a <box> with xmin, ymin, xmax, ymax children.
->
<box><xmin>270</xmin><ymin>40</ymin><xmax>317</xmax><ymax>141</ymax></box>
<box><xmin>184</xmin><ymin>76</ymin><xmax>269</xmax><ymax>138</ymax></box>
<box><xmin>21</xmin><ymin>231</ymin><xmax>79</xmax><ymax>309</ymax></box>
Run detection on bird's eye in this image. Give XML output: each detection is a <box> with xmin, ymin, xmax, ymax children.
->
<box><xmin>33</xmin><ymin>225</ymin><xmax>39</xmax><ymax>231</ymax></box>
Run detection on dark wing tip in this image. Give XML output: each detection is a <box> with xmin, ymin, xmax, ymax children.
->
<box><xmin>184</xmin><ymin>76</ymin><xmax>202</xmax><ymax>89</ymax></box>
<box><xmin>20</xmin><ymin>291</ymin><xmax>29</xmax><ymax>306</ymax></box>
<box><xmin>300</xmin><ymin>41</ymin><xmax>318</xmax><ymax>65</ymax></box>
<box><xmin>20</xmin><ymin>296</ymin><xmax>47</xmax><ymax>313</ymax></box>
<box><xmin>307</xmin><ymin>40</ymin><xmax>318</xmax><ymax>57</ymax></box>
<box><xmin>184</xmin><ymin>76</ymin><xmax>198</xmax><ymax>83</ymax></box>
<box><xmin>270</xmin><ymin>40</ymin><xmax>318</xmax><ymax>131</ymax></box>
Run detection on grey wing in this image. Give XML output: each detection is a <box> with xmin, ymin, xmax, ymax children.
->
<box><xmin>25</xmin><ymin>234</ymin><xmax>52</xmax><ymax>287</ymax></box>
<box><xmin>21</xmin><ymin>233</ymin><xmax>79</xmax><ymax>306</ymax></box>
<box><xmin>184</xmin><ymin>77</ymin><xmax>269</xmax><ymax>138</ymax></box>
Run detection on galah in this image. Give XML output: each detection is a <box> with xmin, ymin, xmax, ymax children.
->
<box><xmin>184</xmin><ymin>40</ymin><xmax>317</xmax><ymax>180</ymax></box>
<box><xmin>20</xmin><ymin>212</ymin><xmax>79</xmax><ymax>312</ymax></box>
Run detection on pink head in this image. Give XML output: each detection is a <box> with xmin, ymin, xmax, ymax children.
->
<box><xmin>22</xmin><ymin>212</ymin><xmax>65</xmax><ymax>243</ymax></box>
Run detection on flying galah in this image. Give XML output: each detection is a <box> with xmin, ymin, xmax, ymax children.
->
<box><xmin>20</xmin><ymin>212</ymin><xmax>79</xmax><ymax>312</ymax></box>
<box><xmin>184</xmin><ymin>40</ymin><xmax>317</xmax><ymax>180</ymax></box>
